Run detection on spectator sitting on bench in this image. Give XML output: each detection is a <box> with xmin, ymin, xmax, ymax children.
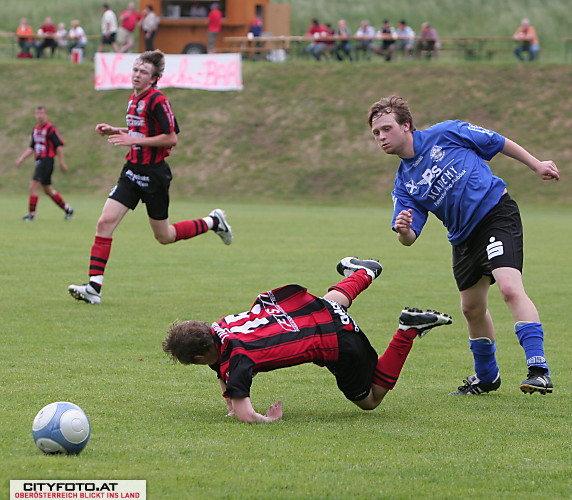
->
<box><xmin>415</xmin><ymin>22</ymin><xmax>440</xmax><ymax>60</ymax></box>
<box><xmin>69</xmin><ymin>20</ymin><xmax>88</xmax><ymax>54</ymax></box>
<box><xmin>354</xmin><ymin>20</ymin><xmax>376</xmax><ymax>61</ymax></box>
<box><xmin>35</xmin><ymin>17</ymin><xmax>57</xmax><ymax>58</ymax></box>
<box><xmin>513</xmin><ymin>18</ymin><xmax>539</xmax><ymax>62</ymax></box>
<box><xmin>333</xmin><ymin>19</ymin><xmax>352</xmax><ymax>61</ymax></box>
<box><xmin>394</xmin><ymin>20</ymin><xmax>415</xmax><ymax>59</ymax></box>
<box><xmin>16</xmin><ymin>18</ymin><xmax>34</xmax><ymax>58</ymax></box>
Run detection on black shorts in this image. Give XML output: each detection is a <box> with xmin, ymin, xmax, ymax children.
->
<box><xmin>326</xmin><ymin>326</ymin><xmax>378</xmax><ymax>402</ymax></box>
<box><xmin>101</xmin><ymin>32</ymin><xmax>116</xmax><ymax>45</ymax></box>
<box><xmin>452</xmin><ymin>193</ymin><xmax>523</xmax><ymax>291</ymax></box>
<box><xmin>32</xmin><ymin>158</ymin><xmax>54</xmax><ymax>185</ymax></box>
<box><xmin>108</xmin><ymin>161</ymin><xmax>172</xmax><ymax>220</ymax></box>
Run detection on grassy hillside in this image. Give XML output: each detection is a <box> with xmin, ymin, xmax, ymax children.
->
<box><xmin>1</xmin><ymin>0</ymin><xmax>571</xmax><ymax>59</ymax></box>
<box><xmin>2</xmin><ymin>59</ymin><xmax>570</xmax><ymax>206</ymax></box>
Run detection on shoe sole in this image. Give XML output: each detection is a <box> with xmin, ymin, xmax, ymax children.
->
<box><xmin>519</xmin><ymin>384</ymin><xmax>553</xmax><ymax>395</ymax></box>
<box><xmin>68</xmin><ymin>287</ymin><xmax>100</xmax><ymax>304</ymax></box>
<box><xmin>400</xmin><ymin>308</ymin><xmax>452</xmax><ymax>337</ymax></box>
<box><xmin>336</xmin><ymin>257</ymin><xmax>382</xmax><ymax>279</ymax></box>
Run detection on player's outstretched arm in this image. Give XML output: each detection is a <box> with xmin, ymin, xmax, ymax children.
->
<box><xmin>502</xmin><ymin>138</ymin><xmax>560</xmax><ymax>181</ymax></box>
<box><xmin>231</xmin><ymin>397</ymin><xmax>282</xmax><ymax>423</ymax></box>
<box><xmin>95</xmin><ymin>123</ymin><xmax>127</xmax><ymax>136</ymax></box>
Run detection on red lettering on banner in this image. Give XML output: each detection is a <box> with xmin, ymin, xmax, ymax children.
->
<box><xmin>94</xmin><ymin>53</ymin><xmax>243</xmax><ymax>91</ymax></box>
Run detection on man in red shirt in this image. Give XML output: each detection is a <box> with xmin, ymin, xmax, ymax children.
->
<box><xmin>16</xmin><ymin>106</ymin><xmax>73</xmax><ymax>221</ymax></box>
<box><xmin>68</xmin><ymin>50</ymin><xmax>233</xmax><ymax>305</ymax></box>
<box><xmin>118</xmin><ymin>1</ymin><xmax>142</xmax><ymax>53</ymax></box>
<box><xmin>35</xmin><ymin>17</ymin><xmax>57</xmax><ymax>58</ymax></box>
<box><xmin>207</xmin><ymin>2</ymin><xmax>223</xmax><ymax>53</ymax></box>
<box><xmin>163</xmin><ymin>257</ymin><xmax>452</xmax><ymax>423</ymax></box>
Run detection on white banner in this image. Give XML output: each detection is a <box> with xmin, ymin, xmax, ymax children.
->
<box><xmin>10</xmin><ymin>480</ymin><xmax>146</xmax><ymax>499</ymax></box>
<box><xmin>94</xmin><ymin>53</ymin><xmax>243</xmax><ymax>91</ymax></box>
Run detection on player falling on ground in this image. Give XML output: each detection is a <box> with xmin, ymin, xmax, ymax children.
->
<box><xmin>163</xmin><ymin>257</ymin><xmax>452</xmax><ymax>423</ymax></box>
<box><xmin>68</xmin><ymin>50</ymin><xmax>232</xmax><ymax>305</ymax></box>
<box><xmin>368</xmin><ymin>95</ymin><xmax>559</xmax><ymax>395</ymax></box>
<box><xmin>16</xmin><ymin>106</ymin><xmax>74</xmax><ymax>221</ymax></box>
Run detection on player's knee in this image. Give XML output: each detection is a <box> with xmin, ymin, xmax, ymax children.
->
<box><xmin>461</xmin><ymin>302</ymin><xmax>486</xmax><ymax>321</ymax></box>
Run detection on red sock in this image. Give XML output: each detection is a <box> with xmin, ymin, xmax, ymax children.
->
<box><xmin>372</xmin><ymin>329</ymin><xmax>417</xmax><ymax>390</ymax></box>
<box><xmin>89</xmin><ymin>236</ymin><xmax>113</xmax><ymax>284</ymax></box>
<box><xmin>328</xmin><ymin>270</ymin><xmax>371</xmax><ymax>306</ymax></box>
<box><xmin>173</xmin><ymin>219</ymin><xmax>209</xmax><ymax>241</ymax></box>
<box><xmin>29</xmin><ymin>195</ymin><xmax>39</xmax><ymax>213</ymax></box>
<box><xmin>50</xmin><ymin>191</ymin><xmax>66</xmax><ymax>210</ymax></box>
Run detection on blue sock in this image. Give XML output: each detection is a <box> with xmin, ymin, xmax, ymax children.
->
<box><xmin>469</xmin><ymin>338</ymin><xmax>499</xmax><ymax>383</ymax></box>
<box><xmin>515</xmin><ymin>322</ymin><xmax>549</xmax><ymax>374</ymax></box>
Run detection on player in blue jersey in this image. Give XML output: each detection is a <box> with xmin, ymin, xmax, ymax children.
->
<box><xmin>367</xmin><ymin>95</ymin><xmax>560</xmax><ymax>396</ymax></box>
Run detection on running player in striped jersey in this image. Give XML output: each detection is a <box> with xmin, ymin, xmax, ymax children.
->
<box><xmin>163</xmin><ymin>257</ymin><xmax>452</xmax><ymax>423</ymax></box>
<box><xmin>68</xmin><ymin>50</ymin><xmax>232</xmax><ymax>305</ymax></box>
<box><xmin>16</xmin><ymin>106</ymin><xmax>74</xmax><ymax>221</ymax></box>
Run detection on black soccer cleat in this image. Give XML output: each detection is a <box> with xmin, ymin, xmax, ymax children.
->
<box><xmin>520</xmin><ymin>370</ymin><xmax>553</xmax><ymax>395</ymax></box>
<box><xmin>449</xmin><ymin>373</ymin><xmax>501</xmax><ymax>395</ymax></box>
<box><xmin>336</xmin><ymin>257</ymin><xmax>382</xmax><ymax>281</ymax></box>
<box><xmin>398</xmin><ymin>307</ymin><xmax>452</xmax><ymax>337</ymax></box>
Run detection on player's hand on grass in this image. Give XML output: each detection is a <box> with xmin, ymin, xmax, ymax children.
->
<box><xmin>264</xmin><ymin>401</ymin><xmax>283</xmax><ymax>421</ymax></box>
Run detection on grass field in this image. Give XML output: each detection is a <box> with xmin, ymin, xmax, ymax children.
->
<box><xmin>1</xmin><ymin>196</ymin><xmax>571</xmax><ymax>499</ymax></box>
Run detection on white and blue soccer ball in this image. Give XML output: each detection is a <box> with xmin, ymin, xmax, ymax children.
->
<box><xmin>32</xmin><ymin>402</ymin><xmax>91</xmax><ymax>454</ymax></box>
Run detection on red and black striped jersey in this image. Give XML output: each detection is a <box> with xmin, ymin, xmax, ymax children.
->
<box><xmin>210</xmin><ymin>285</ymin><xmax>358</xmax><ymax>398</ymax></box>
<box><xmin>30</xmin><ymin>122</ymin><xmax>64</xmax><ymax>159</ymax></box>
<box><xmin>125</xmin><ymin>87</ymin><xmax>179</xmax><ymax>165</ymax></box>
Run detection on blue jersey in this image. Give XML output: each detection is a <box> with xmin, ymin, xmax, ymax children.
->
<box><xmin>391</xmin><ymin>120</ymin><xmax>507</xmax><ymax>245</ymax></box>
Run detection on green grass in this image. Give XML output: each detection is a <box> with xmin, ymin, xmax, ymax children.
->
<box><xmin>1</xmin><ymin>196</ymin><xmax>571</xmax><ymax>499</ymax></box>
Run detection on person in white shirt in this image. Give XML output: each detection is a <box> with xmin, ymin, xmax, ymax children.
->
<box><xmin>354</xmin><ymin>20</ymin><xmax>376</xmax><ymax>61</ymax></box>
<box><xmin>69</xmin><ymin>20</ymin><xmax>88</xmax><ymax>52</ymax></box>
<box><xmin>98</xmin><ymin>3</ymin><xmax>119</xmax><ymax>52</ymax></box>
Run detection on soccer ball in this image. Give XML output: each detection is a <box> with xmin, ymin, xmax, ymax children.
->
<box><xmin>32</xmin><ymin>402</ymin><xmax>91</xmax><ymax>454</ymax></box>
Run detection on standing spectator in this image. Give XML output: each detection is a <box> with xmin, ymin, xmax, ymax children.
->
<box><xmin>367</xmin><ymin>95</ymin><xmax>559</xmax><ymax>396</ymax></box>
<box><xmin>394</xmin><ymin>20</ymin><xmax>415</xmax><ymax>59</ymax></box>
<box><xmin>354</xmin><ymin>20</ymin><xmax>375</xmax><ymax>61</ymax></box>
<box><xmin>415</xmin><ymin>22</ymin><xmax>440</xmax><ymax>59</ymax></box>
<box><xmin>374</xmin><ymin>20</ymin><xmax>397</xmax><ymax>62</ymax></box>
<box><xmin>67</xmin><ymin>50</ymin><xmax>233</xmax><ymax>305</ymax></box>
<box><xmin>68</xmin><ymin>20</ymin><xmax>88</xmax><ymax>54</ymax></box>
<box><xmin>15</xmin><ymin>106</ymin><xmax>74</xmax><ymax>222</ymax></box>
<box><xmin>249</xmin><ymin>14</ymin><xmax>263</xmax><ymax>37</ymax></box>
<box><xmin>118</xmin><ymin>2</ymin><xmax>142</xmax><ymax>53</ymax></box>
<box><xmin>35</xmin><ymin>17</ymin><xmax>57</xmax><ymax>58</ymax></box>
<box><xmin>141</xmin><ymin>5</ymin><xmax>159</xmax><ymax>51</ymax></box>
<box><xmin>333</xmin><ymin>19</ymin><xmax>352</xmax><ymax>61</ymax></box>
<box><xmin>207</xmin><ymin>2</ymin><xmax>223</xmax><ymax>53</ymax></box>
<box><xmin>98</xmin><ymin>3</ymin><xmax>119</xmax><ymax>52</ymax></box>
<box><xmin>16</xmin><ymin>18</ymin><xmax>35</xmax><ymax>58</ymax></box>
<box><xmin>513</xmin><ymin>18</ymin><xmax>539</xmax><ymax>62</ymax></box>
